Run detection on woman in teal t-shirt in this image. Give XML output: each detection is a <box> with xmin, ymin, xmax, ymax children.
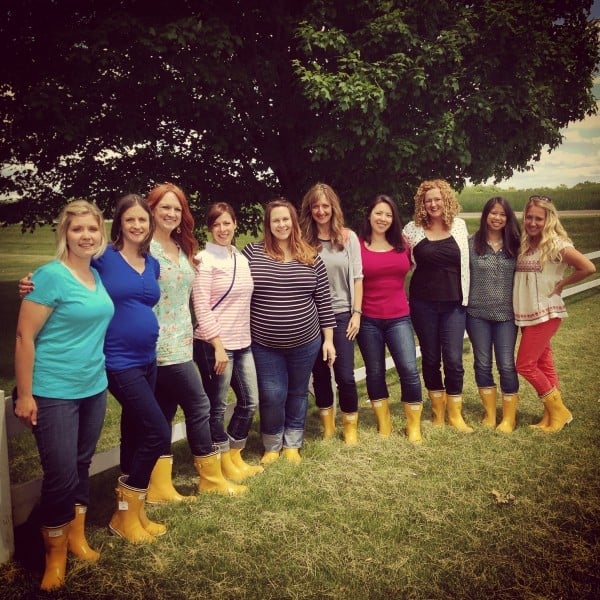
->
<box><xmin>14</xmin><ymin>200</ymin><xmax>114</xmax><ymax>592</ymax></box>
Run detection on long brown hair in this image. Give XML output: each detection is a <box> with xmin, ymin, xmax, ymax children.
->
<box><xmin>110</xmin><ymin>194</ymin><xmax>154</xmax><ymax>256</ymax></box>
<box><xmin>147</xmin><ymin>182</ymin><xmax>199</xmax><ymax>262</ymax></box>
<box><xmin>263</xmin><ymin>199</ymin><xmax>316</xmax><ymax>265</ymax></box>
<box><xmin>361</xmin><ymin>194</ymin><xmax>405</xmax><ymax>251</ymax></box>
<box><xmin>299</xmin><ymin>183</ymin><xmax>346</xmax><ymax>251</ymax></box>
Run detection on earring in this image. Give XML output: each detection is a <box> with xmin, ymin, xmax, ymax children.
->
<box><xmin>176</xmin><ymin>226</ymin><xmax>181</xmax><ymax>234</ymax></box>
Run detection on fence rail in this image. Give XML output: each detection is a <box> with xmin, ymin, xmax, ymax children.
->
<box><xmin>2</xmin><ymin>251</ymin><xmax>599</xmax><ymax>563</ymax></box>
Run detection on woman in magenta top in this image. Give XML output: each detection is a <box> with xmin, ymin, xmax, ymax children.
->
<box><xmin>356</xmin><ymin>194</ymin><xmax>423</xmax><ymax>443</ymax></box>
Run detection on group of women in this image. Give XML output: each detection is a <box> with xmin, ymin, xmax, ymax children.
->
<box><xmin>14</xmin><ymin>180</ymin><xmax>595</xmax><ymax>590</ymax></box>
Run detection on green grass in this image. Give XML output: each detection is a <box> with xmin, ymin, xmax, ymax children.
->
<box><xmin>1</xmin><ymin>216</ymin><xmax>599</xmax><ymax>599</ymax></box>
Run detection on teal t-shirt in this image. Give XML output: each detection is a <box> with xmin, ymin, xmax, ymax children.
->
<box><xmin>27</xmin><ymin>260</ymin><xmax>115</xmax><ymax>399</ymax></box>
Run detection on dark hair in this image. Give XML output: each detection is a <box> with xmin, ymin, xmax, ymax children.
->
<box><xmin>361</xmin><ymin>194</ymin><xmax>405</xmax><ymax>251</ymax></box>
<box><xmin>472</xmin><ymin>196</ymin><xmax>520</xmax><ymax>257</ymax></box>
<box><xmin>110</xmin><ymin>194</ymin><xmax>154</xmax><ymax>256</ymax></box>
<box><xmin>206</xmin><ymin>202</ymin><xmax>237</xmax><ymax>229</ymax></box>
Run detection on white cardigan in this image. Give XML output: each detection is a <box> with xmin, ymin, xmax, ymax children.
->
<box><xmin>402</xmin><ymin>218</ymin><xmax>470</xmax><ymax>306</ymax></box>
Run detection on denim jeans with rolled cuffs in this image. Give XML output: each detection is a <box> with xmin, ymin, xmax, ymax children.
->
<box><xmin>193</xmin><ymin>340</ymin><xmax>259</xmax><ymax>452</ymax></box>
<box><xmin>107</xmin><ymin>361</ymin><xmax>171</xmax><ymax>489</ymax></box>
<box><xmin>312</xmin><ymin>311</ymin><xmax>359</xmax><ymax>413</ymax></box>
<box><xmin>466</xmin><ymin>315</ymin><xmax>519</xmax><ymax>394</ymax></box>
<box><xmin>251</xmin><ymin>337</ymin><xmax>321</xmax><ymax>450</ymax></box>
<box><xmin>356</xmin><ymin>315</ymin><xmax>422</xmax><ymax>403</ymax></box>
<box><xmin>155</xmin><ymin>359</ymin><xmax>213</xmax><ymax>457</ymax></box>
<box><xmin>33</xmin><ymin>391</ymin><xmax>107</xmax><ymax>527</ymax></box>
<box><xmin>409</xmin><ymin>298</ymin><xmax>466</xmax><ymax>395</ymax></box>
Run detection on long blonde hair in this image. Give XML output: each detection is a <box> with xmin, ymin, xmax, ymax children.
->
<box><xmin>413</xmin><ymin>179</ymin><xmax>461</xmax><ymax>228</ymax></box>
<box><xmin>263</xmin><ymin>199</ymin><xmax>316</xmax><ymax>265</ymax></box>
<box><xmin>299</xmin><ymin>183</ymin><xmax>346</xmax><ymax>251</ymax></box>
<box><xmin>55</xmin><ymin>200</ymin><xmax>107</xmax><ymax>261</ymax></box>
<box><xmin>519</xmin><ymin>197</ymin><xmax>571</xmax><ymax>266</ymax></box>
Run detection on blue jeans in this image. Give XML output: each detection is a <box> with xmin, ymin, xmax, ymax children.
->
<box><xmin>252</xmin><ymin>337</ymin><xmax>321</xmax><ymax>450</ymax></box>
<box><xmin>155</xmin><ymin>360</ymin><xmax>213</xmax><ymax>457</ymax></box>
<box><xmin>312</xmin><ymin>312</ymin><xmax>359</xmax><ymax>413</ymax></box>
<box><xmin>107</xmin><ymin>361</ymin><xmax>171</xmax><ymax>489</ymax></box>
<box><xmin>410</xmin><ymin>299</ymin><xmax>466</xmax><ymax>395</ymax></box>
<box><xmin>356</xmin><ymin>315</ymin><xmax>422</xmax><ymax>404</ymax></box>
<box><xmin>466</xmin><ymin>315</ymin><xmax>519</xmax><ymax>394</ymax></box>
<box><xmin>194</xmin><ymin>341</ymin><xmax>259</xmax><ymax>451</ymax></box>
<box><xmin>32</xmin><ymin>391</ymin><xmax>107</xmax><ymax>527</ymax></box>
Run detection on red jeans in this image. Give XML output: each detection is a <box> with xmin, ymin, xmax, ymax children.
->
<box><xmin>516</xmin><ymin>318</ymin><xmax>561</xmax><ymax>396</ymax></box>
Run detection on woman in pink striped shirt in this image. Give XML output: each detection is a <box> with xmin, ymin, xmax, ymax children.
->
<box><xmin>192</xmin><ymin>202</ymin><xmax>263</xmax><ymax>480</ymax></box>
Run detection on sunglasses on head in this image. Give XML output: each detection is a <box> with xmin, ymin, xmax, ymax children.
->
<box><xmin>529</xmin><ymin>195</ymin><xmax>552</xmax><ymax>203</ymax></box>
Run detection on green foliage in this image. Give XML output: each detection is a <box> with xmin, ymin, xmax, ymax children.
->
<box><xmin>0</xmin><ymin>1</ymin><xmax>597</xmax><ymax>232</ymax></box>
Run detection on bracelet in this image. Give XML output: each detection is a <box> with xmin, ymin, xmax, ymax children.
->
<box><xmin>352</xmin><ymin>309</ymin><xmax>362</xmax><ymax>315</ymax></box>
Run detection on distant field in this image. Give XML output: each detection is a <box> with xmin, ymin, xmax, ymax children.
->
<box><xmin>458</xmin><ymin>182</ymin><xmax>600</xmax><ymax>211</ymax></box>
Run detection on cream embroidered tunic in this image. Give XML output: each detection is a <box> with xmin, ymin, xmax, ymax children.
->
<box><xmin>513</xmin><ymin>239</ymin><xmax>573</xmax><ymax>327</ymax></box>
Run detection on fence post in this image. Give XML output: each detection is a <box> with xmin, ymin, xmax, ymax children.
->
<box><xmin>0</xmin><ymin>389</ymin><xmax>15</xmax><ymax>564</ymax></box>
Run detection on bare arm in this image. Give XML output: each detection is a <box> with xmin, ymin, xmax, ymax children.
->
<box><xmin>551</xmin><ymin>247</ymin><xmax>596</xmax><ymax>296</ymax></box>
<box><xmin>14</xmin><ymin>300</ymin><xmax>53</xmax><ymax>427</ymax></box>
<box><xmin>346</xmin><ymin>278</ymin><xmax>363</xmax><ymax>341</ymax></box>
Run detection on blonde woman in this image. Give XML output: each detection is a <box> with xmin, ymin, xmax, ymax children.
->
<box><xmin>15</xmin><ymin>201</ymin><xmax>114</xmax><ymax>590</ymax></box>
<box><xmin>403</xmin><ymin>179</ymin><xmax>472</xmax><ymax>432</ymax></box>
<box><xmin>514</xmin><ymin>195</ymin><xmax>595</xmax><ymax>432</ymax></box>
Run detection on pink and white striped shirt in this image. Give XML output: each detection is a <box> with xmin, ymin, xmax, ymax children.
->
<box><xmin>192</xmin><ymin>242</ymin><xmax>253</xmax><ymax>350</ymax></box>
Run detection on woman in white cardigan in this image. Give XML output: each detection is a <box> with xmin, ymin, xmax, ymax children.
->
<box><xmin>403</xmin><ymin>179</ymin><xmax>473</xmax><ymax>433</ymax></box>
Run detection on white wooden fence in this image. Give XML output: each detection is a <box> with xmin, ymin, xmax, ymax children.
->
<box><xmin>2</xmin><ymin>250</ymin><xmax>599</xmax><ymax>564</ymax></box>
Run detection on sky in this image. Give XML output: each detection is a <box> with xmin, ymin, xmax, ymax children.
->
<box><xmin>490</xmin><ymin>1</ymin><xmax>600</xmax><ymax>189</ymax></box>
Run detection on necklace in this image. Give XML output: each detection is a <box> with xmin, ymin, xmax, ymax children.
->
<box><xmin>487</xmin><ymin>239</ymin><xmax>503</xmax><ymax>248</ymax></box>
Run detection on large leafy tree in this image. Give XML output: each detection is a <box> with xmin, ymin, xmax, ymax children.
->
<box><xmin>1</xmin><ymin>0</ymin><xmax>597</xmax><ymax>230</ymax></box>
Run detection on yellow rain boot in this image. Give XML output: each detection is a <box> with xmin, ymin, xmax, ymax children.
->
<box><xmin>260</xmin><ymin>451</ymin><xmax>280</xmax><ymax>465</ymax></box>
<box><xmin>371</xmin><ymin>398</ymin><xmax>392</xmax><ymax>437</ymax></box>
<box><xmin>283</xmin><ymin>447</ymin><xmax>302</xmax><ymax>464</ymax></box>
<box><xmin>540</xmin><ymin>388</ymin><xmax>573</xmax><ymax>433</ymax></box>
<box><xmin>341</xmin><ymin>412</ymin><xmax>358</xmax><ymax>446</ymax></box>
<box><xmin>230</xmin><ymin>447</ymin><xmax>264</xmax><ymax>477</ymax></box>
<box><xmin>40</xmin><ymin>523</ymin><xmax>70</xmax><ymax>591</ymax></box>
<box><xmin>428</xmin><ymin>390</ymin><xmax>446</xmax><ymax>427</ymax></box>
<box><xmin>404</xmin><ymin>403</ymin><xmax>423</xmax><ymax>444</ymax></box>
<box><xmin>478</xmin><ymin>387</ymin><xmax>497</xmax><ymax>428</ymax></box>
<box><xmin>108</xmin><ymin>476</ymin><xmax>157</xmax><ymax>543</ymax></box>
<box><xmin>146</xmin><ymin>455</ymin><xmax>195</xmax><ymax>503</ymax></box>
<box><xmin>138</xmin><ymin>503</ymin><xmax>167</xmax><ymax>537</ymax></box>
<box><xmin>68</xmin><ymin>504</ymin><xmax>99</xmax><ymax>561</ymax></box>
<box><xmin>194</xmin><ymin>451</ymin><xmax>247</xmax><ymax>495</ymax></box>
<box><xmin>496</xmin><ymin>394</ymin><xmax>519</xmax><ymax>433</ymax></box>
<box><xmin>446</xmin><ymin>394</ymin><xmax>474</xmax><ymax>433</ymax></box>
<box><xmin>319</xmin><ymin>407</ymin><xmax>336</xmax><ymax>440</ymax></box>
<box><xmin>220</xmin><ymin>449</ymin><xmax>247</xmax><ymax>481</ymax></box>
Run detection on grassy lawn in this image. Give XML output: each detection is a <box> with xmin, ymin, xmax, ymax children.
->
<box><xmin>1</xmin><ymin>217</ymin><xmax>599</xmax><ymax>599</ymax></box>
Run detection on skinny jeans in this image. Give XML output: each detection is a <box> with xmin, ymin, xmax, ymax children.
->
<box><xmin>516</xmin><ymin>318</ymin><xmax>561</xmax><ymax>396</ymax></box>
<box><xmin>311</xmin><ymin>311</ymin><xmax>359</xmax><ymax>413</ymax></box>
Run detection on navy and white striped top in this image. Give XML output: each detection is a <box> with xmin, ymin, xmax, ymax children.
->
<box><xmin>242</xmin><ymin>242</ymin><xmax>336</xmax><ymax>348</ymax></box>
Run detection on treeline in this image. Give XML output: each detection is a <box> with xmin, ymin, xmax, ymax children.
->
<box><xmin>458</xmin><ymin>181</ymin><xmax>600</xmax><ymax>212</ymax></box>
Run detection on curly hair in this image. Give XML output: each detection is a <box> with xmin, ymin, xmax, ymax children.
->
<box><xmin>146</xmin><ymin>182</ymin><xmax>199</xmax><ymax>263</ymax></box>
<box><xmin>263</xmin><ymin>198</ymin><xmax>316</xmax><ymax>265</ymax></box>
<box><xmin>299</xmin><ymin>183</ymin><xmax>346</xmax><ymax>251</ymax></box>
<box><xmin>413</xmin><ymin>179</ymin><xmax>461</xmax><ymax>228</ymax></box>
<box><xmin>519</xmin><ymin>197</ymin><xmax>571</xmax><ymax>267</ymax></box>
